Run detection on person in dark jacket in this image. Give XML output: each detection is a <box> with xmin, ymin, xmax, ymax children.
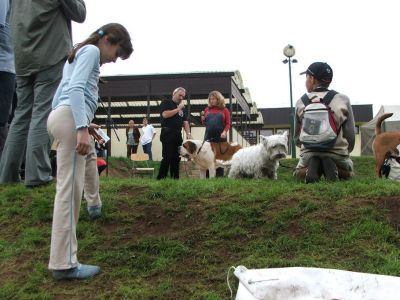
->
<box><xmin>157</xmin><ymin>87</ymin><xmax>191</xmax><ymax>179</ymax></box>
<box><xmin>126</xmin><ymin>119</ymin><xmax>140</xmax><ymax>157</ymax></box>
<box><xmin>0</xmin><ymin>0</ymin><xmax>86</xmax><ymax>187</ymax></box>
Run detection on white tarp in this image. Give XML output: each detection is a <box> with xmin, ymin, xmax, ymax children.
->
<box><xmin>234</xmin><ymin>265</ymin><xmax>400</xmax><ymax>300</ymax></box>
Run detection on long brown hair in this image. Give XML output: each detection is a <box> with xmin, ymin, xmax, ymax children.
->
<box><xmin>207</xmin><ymin>90</ymin><xmax>225</xmax><ymax>109</ymax></box>
<box><xmin>68</xmin><ymin>23</ymin><xmax>133</xmax><ymax>63</ymax></box>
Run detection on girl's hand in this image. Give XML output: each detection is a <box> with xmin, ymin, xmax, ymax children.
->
<box><xmin>220</xmin><ymin>131</ymin><xmax>227</xmax><ymax>139</ymax></box>
<box><xmin>76</xmin><ymin>128</ymin><xmax>91</xmax><ymax>155</ymax></box>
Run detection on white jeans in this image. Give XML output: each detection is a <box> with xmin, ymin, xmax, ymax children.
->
<box><xmin>47</xmin><ymin>105</ymin><xmax>101</xmax><ymax>270</ymax></box>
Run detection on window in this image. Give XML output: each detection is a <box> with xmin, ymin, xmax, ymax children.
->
<box><xmin>276</xmin><ymin>128</ymin><xmax>289</xmax><ymax>135</ymax></box>
<box><xmin>260</xmin><ymin>129</ymin><xmax>273</xmax><ymax>136</ymax></box>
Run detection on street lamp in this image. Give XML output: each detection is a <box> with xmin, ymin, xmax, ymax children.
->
<box><xmin>282</xmin><ymin>44</ymin><xmax>297</xmax><ymax>158</ymax></box>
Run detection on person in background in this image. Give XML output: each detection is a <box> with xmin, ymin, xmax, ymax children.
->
<box><xmin>294</xmin><ymin>62</ymin><xmax>355</xmax><ymax>183</ymax></box>
<box><xmin>157</xmin><ymin>87</ymin><xmax>191</xmax><ymax>179</ymax></box>
<box><xmin>140</xmin><ymin>116</ymin><xmax>156</xmax><ymax>160</ymax></box>
<box><xmin>47</xmin><ymin>23</ymin><xmax>133</xmax><ymax>280</ymax></box>
<box><xmin>126</xmin><ymin>119</ymin><xmax>140</xmax><ymax>157</ymax></box>
<box><xmin>96</xmin><ymin>156</ymin><xmax>107</xmax><ymax>175</ymax></box>
<box><xmin>201</xmin><ymin>90</ymin><xmax>231</xmax><ymax>177</ymax></box>
<box><xmin>0</xmin><ymin>0</ymin><xmax>86</xmax><ymax>187</ymax></box>
<box><xmin>0</xmin><ymin>0</ymin><xmax>15</xmax><ymax>160</ymax></box>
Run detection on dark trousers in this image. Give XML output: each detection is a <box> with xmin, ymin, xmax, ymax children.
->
<box><xmin>127</xmin><ymin>144</ymin><xmax>138</xmax><ymax>157</ymax></box>
<box><xmin>157</xmin><ymin>129</ymin><xmax>182</xmax><ymax>179</ymax></box>
<box><xmin>206</xmin><ymin>167</ymin><xmax>224</xmax><ymax>178</ymax></box>
<box><xmin>98</xmin><ymin>165</ymin><xmax>107</xmax><ymax>175</ymax></box>
<box><xmin>0</xmin><ymin>71</ymin><xmax>16</xmax><ymax>160</ymax></box>
<box><xmin>0</xmin><ymin>60</ymin><xmax>64</xmax><ymax>185</ymax></box>
<box><xmin>142</xmin><ymin>142</ymin><xmax>153</xmax><ymax>160</ymax></box>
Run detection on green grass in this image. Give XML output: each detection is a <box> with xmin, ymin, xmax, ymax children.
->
<box><xmin>1</xmin><ymin>156</ymin><xmax>400</xmax><ymax>299</ymax></box>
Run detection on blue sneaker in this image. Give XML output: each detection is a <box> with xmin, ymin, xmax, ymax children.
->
<box><xmin>87</xmin><ymin>204</ymin><xmax>102</xmax><ymax>220</ymax></box>
<box><xmin>52</xmin><ymin>264</ymin><xmax>100</xmax><ymax>280</ymax></box>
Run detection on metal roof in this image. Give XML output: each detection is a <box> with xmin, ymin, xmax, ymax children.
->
<box><xmin>94</xmin><ymin>72</ymin><xmax>264</xmax><ymax>133</ymax></box>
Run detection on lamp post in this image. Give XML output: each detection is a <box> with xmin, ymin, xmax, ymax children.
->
<box><xmin>282</xmin><ymin>44</ymin><xmax>297</xmax><ymax>158</ymax></box>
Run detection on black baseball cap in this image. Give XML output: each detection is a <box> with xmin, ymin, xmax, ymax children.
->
<box><xmin>300</xmin><ymin>62</ymin><xmax>333</xmax><ymax>83</ymax></box>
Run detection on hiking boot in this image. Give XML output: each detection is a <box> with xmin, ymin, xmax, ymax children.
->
<box><xmin>87</xmin><ymin>205</ymin><xmax>102</xmax><ymax>220</ymax></box>
<box><xmin>321</xmin><ymin>157</ymin><xmax>338</xmax><ymax>181</ymax></box>
<box><xmin>305</xmin><ymin>156</ymin><xmax>322</xmax><ymax>183</ymax></box>
<box><xmin>52</xmin><ymin>264</ymin><xmax>100</xmax><ymax>280</ymax></box>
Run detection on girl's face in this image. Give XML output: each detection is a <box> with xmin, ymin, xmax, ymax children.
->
<box><xmin>209</xmin><ymin>96</ymin><xmax>218</xmax><ymax>107</ymax></box>
<box><xmin>99</xmin><ymin>37</ymin><xmax>120</xmax><ymax>65</ymax></box>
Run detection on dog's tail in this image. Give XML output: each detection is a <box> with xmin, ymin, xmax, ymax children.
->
<box><xmin>375</xmin><ymin>113</ymin><xmax>393</xmax><ymax>136</ymax></box>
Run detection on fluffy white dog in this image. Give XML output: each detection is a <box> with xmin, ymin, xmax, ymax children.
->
<box><xmin>228</xmin><ymin>132</ymin><xmax>288</xmax><ymax>179</ymax></box>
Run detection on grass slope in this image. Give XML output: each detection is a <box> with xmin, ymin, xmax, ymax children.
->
<box><xmin>1</xmin><ymin>156</ymin><xmax>400</xmax><ymax>299</ymax></box>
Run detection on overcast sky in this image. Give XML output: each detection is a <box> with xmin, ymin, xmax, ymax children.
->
<box><xmin>72</xmin><ymin>0</ymin><xmax>399</xmax><ymax>114</ymax></box>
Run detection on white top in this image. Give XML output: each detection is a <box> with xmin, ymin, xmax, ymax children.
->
<box><xmin>140</xmin><ymin>124</ymin><xmax>155</xmax><ymax>145</ymax></box>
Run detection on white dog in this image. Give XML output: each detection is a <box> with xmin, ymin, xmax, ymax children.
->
<box><xmin>228</xmin><ymin>132</ymin><xmax>288</xmax><ymax>179</ymax></box>
<box><xmin>179</xmin><ymin>139</ymin><xmax>241</xmax><ymax>178</ymax></box>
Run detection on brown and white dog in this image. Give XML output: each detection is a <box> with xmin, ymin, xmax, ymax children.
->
<box><xmin>179</xmin><ymin>140</ymin><xmax>241</xmax><ymax>178</ymax></box>
<box><xmin>373</xmin><ymin>113</ymin><xmax>400</xmax><ymax>177</ymax></box>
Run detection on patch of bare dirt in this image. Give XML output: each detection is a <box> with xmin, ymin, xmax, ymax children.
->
<box><xmin>376</xmin><ymin>196</ymin><xmax>400</xmax><ymax>230</ymax></box>
<box><xmin>100</xmin><ymin>160</ymin><xmax>131</xmax><ymax>178</ymax></box>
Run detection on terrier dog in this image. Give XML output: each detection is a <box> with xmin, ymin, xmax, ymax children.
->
<box><xmin>373</xmin><ymin>113</ymin><xmax>400</xmax><ymax>177</ymax></box>
<box><xmin>179</xmin><ymin>140</ymin><xmax>241</xmax><ymax>178</ymax></box>
<box><xmin>228</xmin><ymin>132</ymin><xmax>288</xmax><ymax>179</ymax></box>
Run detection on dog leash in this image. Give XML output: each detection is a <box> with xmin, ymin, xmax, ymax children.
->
<box><xmin>208</xmin><ymin>138</ymin><xmax>229</xmax><ymax>155</ymax></box>
<box><xmin>196</xmin><ymin>140</ymin><xmax>206</xmax><ymax>155</ymax></box>
<box><xmin>218</xmin><ymin>142</ymin><xmax>229</xmax><ymax>155</ymax></box>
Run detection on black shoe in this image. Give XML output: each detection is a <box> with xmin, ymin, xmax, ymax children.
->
<box><xmin>305</xmin><ymin>156</ymin><xmax>322</xmax><ymax>184</ymax></box>
<box><xmin>321</xmin><ymin>157</ymin><xmax>338</xmax><ymax>181</ymax></box>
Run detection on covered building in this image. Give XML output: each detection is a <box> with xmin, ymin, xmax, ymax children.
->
<box><xmin>95</xmin><ymin>71</ymin><xmax>263</xmax><ymax>157</ymax></box>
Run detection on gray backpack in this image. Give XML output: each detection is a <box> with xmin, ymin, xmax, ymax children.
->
<box><xmin>299</xmin><ymin>90</ymin><xmax>338</xmax><ymax>150</ymax></box>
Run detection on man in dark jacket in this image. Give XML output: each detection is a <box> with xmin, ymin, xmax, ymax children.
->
<box><xmin>157</xmin><ymin>87</ymin><xmax>191</xmax><ymax>179</ymax></box>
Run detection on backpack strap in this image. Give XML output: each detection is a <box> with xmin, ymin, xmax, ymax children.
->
<box><xmin>322</xmin><ymin>90</ymin><xmax>341</xmax><ymax>134</ymax></box>
<box><xmin>302</xmin><ymin>90</ymin><xmax>338</xmax><ymax>106</ymax></box>
<box><xmin>321</xmin><ymin>90</ymin><xmax>338</xmax><ymax>106</ymax></box>
<box><xmin>301</xmin><ymin>93</ymin><xmax>309</xmax><ymax>106</ymax></box>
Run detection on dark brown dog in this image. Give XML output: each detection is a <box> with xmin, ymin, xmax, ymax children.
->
<box><xmin>373</xmin><ymin>113</ymin><xmax>400</xmax><ymax>177</ymax></box>
<box><xmin>210</xmin><ymin>142</ymin><xmax>242</xmax><ymax>161</ymax></box>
